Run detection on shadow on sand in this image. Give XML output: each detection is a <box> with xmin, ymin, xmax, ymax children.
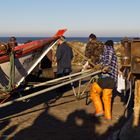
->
<box><xmin>0</xmin><ymin>85</ymin><xmax>139</xmax><ymax>140</ymax></box>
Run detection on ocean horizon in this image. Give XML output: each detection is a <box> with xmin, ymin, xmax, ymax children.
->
<box><xmin>0</xmin><ymin>37</ymin><xmax>126</xmax><ymax>43</ymax></box>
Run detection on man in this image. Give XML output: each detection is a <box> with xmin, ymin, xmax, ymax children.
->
<box><xmin>56</xmin><ymin>36</ymin><xmax>73</xmax><ymax>77</ymax></box>
<box><xmin>8</xmin><ymin>36</ymin><xmax>18</xmax><ymax>47</ymax></box>
<box><xmin>7</xmin><ymin>36</ymin><xmax>18</xmax><ymax>91</ymax></box>
<box><xmin>85</xmin><ymin>34</ymin><xmax>103</xmax><ymax>65</ymax></box>
<box><xmin>90</xmin><ymin>40</ymin><xmax>118</xmax><ymax>120</ymax></box>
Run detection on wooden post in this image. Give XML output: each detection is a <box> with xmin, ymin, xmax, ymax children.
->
<box><xmin>133</xmin><ymin>80</ymin><xmax>140</xmax><ymax>127</ymax></box>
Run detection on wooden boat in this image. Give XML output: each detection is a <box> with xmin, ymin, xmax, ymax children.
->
<box><xmin>0</xmin><ymin>29</ymin><xmax>67</xmax><ymax>93</ymax></box>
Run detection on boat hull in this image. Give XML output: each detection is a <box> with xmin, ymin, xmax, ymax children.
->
<box><xmin>0</xmin><ymin>29</ymin><xmax>67</xmax><ymax>91</ymax></box>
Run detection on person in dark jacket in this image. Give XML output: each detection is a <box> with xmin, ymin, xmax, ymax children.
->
<box><xmin>56</xmin><ymin>36</ymin><xmax>73</xmax><ymax>77</ymax></box>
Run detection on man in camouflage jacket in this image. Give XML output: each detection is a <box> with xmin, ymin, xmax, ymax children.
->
<box><xmin>85</xmin><ymin>34</ymin><xmax>103</xmax><ymax>65</ymax></box>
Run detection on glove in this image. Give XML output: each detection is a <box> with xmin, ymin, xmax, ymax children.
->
<box><xmin>102</xmin><ymin>66</ymin><xmax>110</xmax><ymax>73</ymax></box>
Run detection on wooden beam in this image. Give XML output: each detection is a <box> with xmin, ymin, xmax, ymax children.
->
<box><xmin>133</xmin><ymin>80</ymin><xmax>140</xmax><ymax>127</ymax></box>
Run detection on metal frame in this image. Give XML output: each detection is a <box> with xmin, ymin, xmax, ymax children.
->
<box><xmin>0</xmin><ymin>70</ymin><xmax>101</xmax><ymax>108</ymax></box>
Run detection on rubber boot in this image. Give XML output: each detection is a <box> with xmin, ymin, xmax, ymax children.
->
<box><xmin>102</xmin><ymin>89</ymin><xmax>112</xmax><ymax>120</ymax></box>
<box><xmin>90</xmin><ymin>82</ymin><xmax>103</xmax><ymax>116</ymax></box>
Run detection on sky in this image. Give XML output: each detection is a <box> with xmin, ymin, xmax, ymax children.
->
<box><xmin>0</xmin><ymin>0</ymin><xmax>140</xmax><ymax>37</ymax></box>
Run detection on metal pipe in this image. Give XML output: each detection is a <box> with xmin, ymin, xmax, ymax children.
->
<box><xmin>67</xmin><ymin>42</ymin><xmax>95</xmax><ymax>67</ymax></box>
<box><xmin>69</xmin><ymin>77</ymin><xmax>77</xmax><ymax>97</ymax></box>
<box><xmin>17</xmin><ymin>40</ymin><xmax>59</xmax><ymax>87</ymax></box>
<box><xmin>0</xmin><ymin>70</ymin><xmax>101</xmax><ymax>108</ymax></box>
<box><xmin>125</xmin><ymin>80</ymin><xmax>132</xmax><ymax>110</ymax></box>
<box><xmin>77</xmin><ymin>79</ymin><xmax>81</xmax><ymax>97</ymax></box>
<box><xmin>80</xmin><ymin>76</ymin><xmax>95</xmax><ymax>97</ymax></box>
<box><xmin>25</xmin><ymin>69</ymin><xmax>93</xmax><ymax>90</ymax></box>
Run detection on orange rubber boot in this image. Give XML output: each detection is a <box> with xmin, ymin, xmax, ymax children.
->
<box><xmin>90</xmin><ymin>82</ymin><xmax>103</xmax><ymax>116</ymax></box>
<box><xmin>102</xmin><ymin>89</ymin><xmax>112</xmax><ymax>120</ymax></box>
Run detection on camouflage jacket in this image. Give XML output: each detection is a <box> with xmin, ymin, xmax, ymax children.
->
<box><xmin>85</xmin><ymin>39</ymin><xmax>104</xmax><ymax>64</ymax></box>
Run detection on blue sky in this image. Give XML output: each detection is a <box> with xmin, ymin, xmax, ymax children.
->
<box><xmin>0</xmin><ymin>0</ymin><xmax>140</xmax><ymax>37</ymax></box>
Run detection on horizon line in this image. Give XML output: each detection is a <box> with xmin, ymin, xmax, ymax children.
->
<box><xmin>0</xmin><ymin>36</ymin><xmax>138</xmax><ymax>38</ymax></box>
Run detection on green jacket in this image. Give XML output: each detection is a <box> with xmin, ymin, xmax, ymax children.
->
<box><xmin>85</xmin><ymin>39</ymin><xmax>104</xmax><ymax>64</ymax></box>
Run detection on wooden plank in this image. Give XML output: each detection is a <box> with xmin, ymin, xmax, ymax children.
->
<box><xmin>133</xmin><ymin>80</ymin><xmax>140</xmax><ymax>127</ymax></box>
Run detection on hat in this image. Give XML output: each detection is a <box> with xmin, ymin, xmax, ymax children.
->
<box><xmin>89</xmin><ymin>34</ymin><xmax>96</xmax><ymax>39</ymax></box>
<box><xmin>105</xmin><ymin>40</ymin><xmax>114</xmax><ymax>46</ymax></box>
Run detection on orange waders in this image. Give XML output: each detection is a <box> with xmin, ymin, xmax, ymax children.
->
<box><xmin>90</xmin><ymin>82</ymin><xmax>112</xmax><ymax>120</ymax></box>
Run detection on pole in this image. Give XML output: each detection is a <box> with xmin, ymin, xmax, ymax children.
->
<box><xmin>0</xmin><ymin>70</ymin><xmax>101</xmax><ymax>108</ymax></box>
<box><xmin>25</xmin><ymin>69</ymin><xmax>93</xmax><ymax>90</ymax></box>
<box><xmin>66</xmin><ymin>42</ymin><xmax>95</xmax><ymax>68</ymax></box>
<box><xmin>133</xmin><ymin>80</ymin><xmax>140</xmax><ymax>127</ymax></box>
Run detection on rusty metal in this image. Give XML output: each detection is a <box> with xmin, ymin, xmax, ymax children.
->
<box><xmin>131</xmin><ymin>39</ymin><xmax>140</xmax><ymax>73</ymax></box>
<box><xmin>121</xmin><ymin>38</ymin><xmax>131</xmax><ymax>66</ymax></box>
<box><xmin>121</xmin><ymin>38</ymin><xmax>140</xmax><ymax>74</ymax></box>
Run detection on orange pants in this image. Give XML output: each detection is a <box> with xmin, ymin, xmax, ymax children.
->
<box><xmin>90</xmin><ymin>82</ymin><xmax>113</xmax><ymax>120</ymax></box>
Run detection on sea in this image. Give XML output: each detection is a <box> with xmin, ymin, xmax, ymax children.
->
<box><xmin>0</xmin><ymin>37</ymin><xmax>124</xmax><ymax>44</ymax></box>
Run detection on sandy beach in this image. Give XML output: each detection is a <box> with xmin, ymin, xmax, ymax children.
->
<box><xmin>0</xmin><ymin>40</ymin><xmax>138</xmax><ymax>140</ymax></box>
<box><xmin>0</xmin><ymin>79</ymin><xmax>133</xmax><ymax>140</ymax></box>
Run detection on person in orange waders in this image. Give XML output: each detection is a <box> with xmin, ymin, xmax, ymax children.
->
<box><xmin>90</xmin><ymin>40</ymin><xmax>118</xmax><ymax>120</ymax></box>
